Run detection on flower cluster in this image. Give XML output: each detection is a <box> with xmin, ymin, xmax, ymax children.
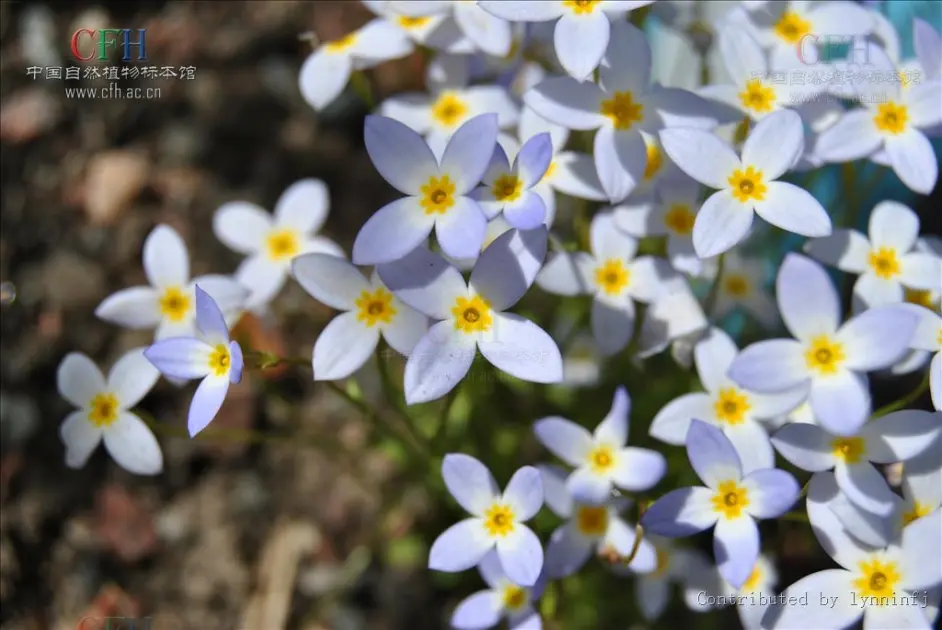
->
<box><xmin>56</xmin><ymin>2</ymin><xmax>941</xmax><ymax>628</ymax></box>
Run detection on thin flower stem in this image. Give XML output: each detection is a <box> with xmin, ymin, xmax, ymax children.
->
<box><xmin>376</xmin><ymin>347</ymin><xmax>428</xmax><ymax>453</ymax></box>
<box><xmin>431</xmin><ymin>385</ymin><xmax>461</xmax><ymax>454</ymax></box>
<box><xmin>136</xmin><ymin>408</ymin><xmax>305</xmax><ymax>448</ymax></box>
<box><xmin>704</xmin><ymin>252</ymin><xmax>727</xmax><ymax>319</ymax></box>
<box><xmin>350</xmin><ymin>70</ymin><xmax>376</xmax><ymax>110</ymax></box>
<box><xmin>621</xmin><ymin>523</ymin><xmax>646</xmax><ymax>566</ymax></box>
<box><xmin>872</xmin><ymin>371</ymin><xmax>931</xmax><ymax>418</ymax></box>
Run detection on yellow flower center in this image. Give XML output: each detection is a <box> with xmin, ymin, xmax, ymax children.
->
<box><xmin>873</xmin><ymin>102</ymin><xmax>909</xmax><ymax>135</ymax></box>
<box><xmin>431</xmin><ymin>92</ymin><xmax>469</xmax><ymax>129</ymax></box>
<box><xmin>805</xmin><ymin>335</ymin><xmax>846</xmax><ymax>376</ymax></box>
<box><xmin>563</xmin><ymin>0</ymin><xmax>602</xmax><ymax>14</ymax></box>
<box><xmin>501</xmin><ymin>584</ymin><xmax>528</xmax><ymax>611</ymax></box>
<box><xmin>653</xmin><ymin>548</ymin><xmax>670</xmax><ymax>576</ymax></box>
<box><xmin>664</xmin><ymin>203</ymin><xmax>695</xmax><ymax>235</ymax></box>
<box><xmin>711</xmin><ymin>480</ymin><xmax>750</xmax><ymax>519</ymax></box>
<box><xmin>396</xmin><ymin>15</ymin><xmax>431</xmax><ymax>29</ymax></box>
<box><xmin>452</xmin><ymin>295</ymin><xmax>493</xmax><ymax>334</ymax></box>
<box><xmin>901</xmin><ymin>501</ymin><xmax>932</xmax><ymax>527</ymax></box>
<box><xmin>728</xmin><ymin>166</ymin><xmax>768</xmax><ymax>203</ymax></box>
<box><xmin>587</xmin><ymin>444</ymin><xmax>616</xmax><ymax>474</ymax></box>
<box><xmin>159</xmin><ymin>286</ymin><xmax>192</xmax><ymax>322</ymax></box>
<box><xmin>723</xmin><ymin>274</ymin><xmax>751</xmax><ymax>298</ymax></box>
<box><xmin>903</xmin><ymin>288</ymin><xmax>937</xmax><ymax>309</ymax></box>
<box><xmin>265</xmin><ymin>228</ymin><xmax>301</xmax><ymax>262</ymax></box>
<box><xmin>867</xmin><ymin>247</ymin><xmax>901</xmax><ymax>279</ymax></box>
<box><xmin>491</xmin><ymin>173</ymin><xmax>523</xmax><ymax>203</ymax></box>
<box><xmin>852</xmin><ymin>558</ymin><xmax>901</xmax><ymax>603</ymax></box>
<box><xmin>714</xmin><ymin>387</ymin><xmax>752</xmax><ymax>426</ymax></box>
<box><xmin>600</xmin><ymin>91</ymin><xmax>644</xmax><ymax>131</ymax></box>
<box><xmin>739</xmin><ymin>79</ymin><xmax>777</xmax><ymax>114</ymax></box>
<box><xmin>594</xmin><ymin>259</ymin><xmax>630</xmax><ymax>296</ymax></box>
<box><xmin>644</xmin><ymin>141</ymin><xmax>663</xmax><ymax>181</ymax></box>
<box><xmin>87</xmin><ymin>392</ymin><xmax>120</xmax><ymax>428</ymax></box>
<box><xmin>576</xmin><ymin>505</ymin><xmax>610</xmax><ymax>537</ymax></box>
<box><xmin>541</xmin><ymin>159</ymin><xmax>558</xmax><ymax>183</ymax></box>
<box><xmin>774</xmin><ymin>11</ymin><xmax>812</xmax><ymax>45</ymax></box>
<box><xmin>831</xmin><ymin>436</ymin><xmax>865</xmax><ymax>464</ymax></box>
<box><xmin>325</xmin><ymin>32</ymin><xmax>358</xmax><ymax>54</ymax></box>
<box><xmin>483</xmin><ymin>503</ymin><xmax>515</xmax><ymax>537</ymax></box>
<box><xmin>419</xmin><ymin>174</ymin><xmax>457</xmax><ymax>215</ymax></box>
<box><xmin>207</xmin><ymin>343</ymin><xmax>231</xmax><ymax>377</ymax></box>
<box><xmin>742</xmin><ymin>565</ymin><xmax>763</xmax><ymax>592</ymax></box>
<box><xmin>355</xmin><ymin>287</ymin><xmax>397</xmax><ymax>327</ymax></box>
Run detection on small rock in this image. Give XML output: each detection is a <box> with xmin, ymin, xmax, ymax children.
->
<box><xmin>83</xmin><ymin>151</ymin><xmax>150</xmax><ymax>225</ymax></box>
<box><xmin>0</xmin><ymin>391</ymin><xmax>40</xmax><ymax>450</ymax></box>
<box><xmin>31</xmin><ymin>250</ymin><xmax>106</xmax><ymax>310</ymax></box>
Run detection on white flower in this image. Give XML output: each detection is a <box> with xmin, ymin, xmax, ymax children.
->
<box><xmin>385</xmin><ymin>0</ymin><xmax>513</xmax><ymax>57</ymax></box>
<box><xmin>378</xmin><ymin>228</ymin><xmax>563</xmax><ymax>404</ymax></box>
<box><xmin>449</xmin><ymin>550</ymin><xmax>544</xmax><ymax>630</ymax></box>
<box><xmin>429</xmin><ymin>454</ymin><xmax>544</xmax><ymax>587</ymax></box>
<box><xmin>213</xmin><ymin>179</ymin><xmax>343</xmax><ymax>312</ymax></box>
<box><xmin>95</xmin><ymin>224</ymin><xmax>248</xmax><ymax>341</ymax></box>
<box><xmin>478</xmin><ymin>0</ymin><xmax>654</xmax><ymax>80</ymax></box>
<box><xmin>534</xmin><ymin>387</ymin><xmax>666</xmax><ymax>505</ymax></box>
<box><xmin>650</xmin><ymin>327</ymin><xmax>805</xmax><ymax>475</ymax></box>
<box><xmin>539</xmin><ymin>464</ymin><xmax>656</xmax><ymax>579</ymax></box>
<box><xmin>660</xmin><ymin>109</ymin><xmax>832</xmax><ymax>258</ymax></box>
<box><xmin>536</xmin><ymin>210</ymin><xmax>667</xmax><ymax>355</ymax></box>
<box><xmin>630</xmin><ymin>537</ymin><xmax>709</xmax><ymax>621</ymax></box>
<box><xmin>772</xmin><ymin>409</ymin><xmax>940</xmax><ymax>517</ymax></box>
<box><xmin>57</xmin><ymin>349</ymin><xmax>162</xmax><ymax>475</ymax></box>
<box><xmin>707</xmin><ymin>251</ymin><xmax>778</xmax><ymax>329</ymax></box>
<box><xmin>525</xmin><ymin>20</ymin><xmax>718</xmax><ymax>202</ymax></box>
<box><xmin>291</xmin><ymin>253</ymin><xmax>428</xmax><ymax>381</ymax></box>
<box><xmin>635</xmin><ymin>273</ymin><xmax>709</xmax><ymax>360</ymax></box>
<box><xmin>363</xmin><ymin>1</ymin><xmax>475</xmax><ymax>54</ymax></box>
<box><xmin>910</xmin><ymin>306</ymin><xmax>942</xmax><ymax>411</ymax></box>
<box><xmin>299</xmin><ymin>18</ymin><xmax>412</xmax><ymax>111</ymax></box>
<box><xmin>805</xmin><ymin>200</ymin><xmax>942</xmax><ymax>312</ymax></box>
<box><xmin>727</xmin><ymin>253</ymin><xmax>919</xmax><ymax>435</ymax></box>
<box><xmin>764</xmin><ymin>473</ymin><xmax>942</xmax><ymax>630</ymax></box>
<box><xmin>816</xmin><ymin>42</ymin><xmax>941</xmax><ymax>194</ymax></box>
<box><xmin>473</xmin><ymin>132</ymin><xmax>553</xmax><ymax>230</ymax></box>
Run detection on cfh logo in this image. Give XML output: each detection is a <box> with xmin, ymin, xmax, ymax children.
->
<box><xmin>797</xmin><ymin>34</ymin><xmax>870</xmax><ymax>66</ymax></box>
<box><xmin>69</xmin><ymin>29</ymin><xmax>147</xmax><ymax>62</ymax></box>
<box><xmin>77</xmin><ymin>617</ymin><xmax>152</xmax><ymax>630</ymax></box>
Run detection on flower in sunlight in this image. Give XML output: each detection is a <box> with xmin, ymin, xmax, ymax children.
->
<box><xmin>473</xmin><ymin>132</ymin><xmax>553</xmax><ymax>230</ymax></box>
<box><xmin>450</xmin><ymin>550</ymin><xmax>544</xmax><ymax>630</ymax></box>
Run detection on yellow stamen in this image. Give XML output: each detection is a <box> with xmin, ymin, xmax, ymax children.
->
<box><xmin>419</xmin><ymin>175</ymin><xmax>457</xmax><ymax>215</ymax></box>
<box><xmin>600</xmin><ymin>91</ymin><xmax>644</xmax><ymax>131</ymax></box>
<box><xmin>594</xmin><ymin>259</ymin><xmax>630</xmax><ymax>296</ymax></box>
<box><xmin>452</xmin><ymin>295</ymin><xmax>493</xmax><ymax>334</ymax></box>
<box><xmin>711</xmin><ymin>480</ymin><xmax>750</xmax><ymax>519</ymax></box>
<box><xmin>355</xmin><ymin>287</ymin><xmax>397</xmax><ymax>327</ymax></box>
<box><xmin>87</xmin><ymin>392</ymin><xmax>120</xmax><ymax>428</ymax></box>
<box><xmin>728</xmin><ymin>166</ymin><xmax>767</xmax><ymax>203</ymax></box>
<box><xmin>804</xmin><ymin>335</ymin><xmax>846</xmax><ymax>376</ymax></box>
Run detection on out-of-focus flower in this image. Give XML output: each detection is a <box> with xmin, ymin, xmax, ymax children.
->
<box><xmin>450</xmin><ymin>550</ymin><xmax>544</xmax><ymax>630</ymax></box>
<box><xmin>707</xmin><ymin>251</ymin><xmax>778</xmax><ymax>329</ymax></box>
<box><xmin>385</xmin><ymin>0</ymin><xmax>513</xmax><ymax>57</ymax></box>
<box><xmin>909</xmin><ymin>307</ymin><xmax>942</xmax><ymax>410</ymax></box>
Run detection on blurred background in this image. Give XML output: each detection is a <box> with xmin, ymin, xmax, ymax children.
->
<box><xmin>0</xmin><ymin>2</ymin><xmax>939</xmax><ymax>630</ymax></box>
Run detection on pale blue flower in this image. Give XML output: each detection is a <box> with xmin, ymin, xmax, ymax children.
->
<box><xmin>642</xmin><ymin>420</ymin><xmax>799</xmax><ymax>589</ymax></box>
<box><xmin>143</xmin><ymin>286</ymin><xmax>244</xmax><ymax>437</ymax></box>
<box><xmin>450</xmin><ymin>550</ymin><xmax>544</xmax><ymax>630</ymax></box>
<box><xmin>472</xmin><ymin>132</ymin><xmax>553</xmax><ymax>230</ymax></box>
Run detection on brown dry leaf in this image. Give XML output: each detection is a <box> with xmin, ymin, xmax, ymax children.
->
<box><xmin>0</xmin><ymin>88</ymin><xmax>59</xmax><ymax>144</ymax></box>
<box><xmin>94</xmin><ymin>484</ymin><xmax>157</xmax><ymax>563</ymax></box>
<box><xmin>82</xmin><ymin>151</ymin><xmax>150</xmax><ymax>226</ymax></box>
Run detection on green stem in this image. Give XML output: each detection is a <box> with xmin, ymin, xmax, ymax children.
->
<box><xmin>431</xmin><ymin>385</ymin><xmax>461</xmax><ymax>454</ymax></box>
<box><xmin>350</xmin><ymin>70</ymin><xmax>376</xmax><ymax>110</ymax></box>
<box><xmin>872</xmin><ymin>372</ymin><xmax>932</xmax><ymax>418</ymax></box>
<box><xmin>703</xmin><ymin>252</ymin><xmax>727</xmax><ymax>319</ymax></box>
<box><xmin>779</xmin><ymin>510</ymin><xmax>810</xmax><ymax>523</ymax></box>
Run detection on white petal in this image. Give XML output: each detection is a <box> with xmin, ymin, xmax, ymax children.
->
<box><xmin>57</xmin><ymin>353</ymin><xmax>106</xmax><ymax>408</ymax></box>
<box><xmin>533</xmin><ymin>417</ymin><xmax>594</xmax><ymax>467</ymax></box>
<box><xmin>212</xmin><ymin>201</ymin><xmax>270</xmax><ymax>254</ymax></box>
<box><xmin>741</xmin><ymin>468</ymin><xmax>800</xmax><ymax>518</ymax></box>
<box><xmin>95</xmin><ymin>287</ymin><xmax>161</xmax><ymax>329</ymax></box>
<box><xmin>695</xmin><ymin>327</ymin><xmax>739</xmax><ymax>393</ymax></box>
<box><xmin>404</xmin><ymin>322</ymin><xmax>476</xmax><ymax>404</ymax></box>
<box><xmin>595</xmin><ymin>386</ymin><xmax>630</xmax><ymax>446</ymax></box>
<box><xmin>352</xmin><ymin>197</ymin><xmax>433</xmax><ymax>266</ymax></box>
<box><xmin>377</xmin><ymin>246</ymin><xmax>468</xmax><ymax>320</ymax></box>
<box><xmin>350</xmin><ymin>17</ymin><xmax>413</xmax><ymax>62</ymax></box>
<box><xmin>741</xmin><ymin>109</ymin><xmax>805</xmax><ymax>180</ymax></box>
<box><xmin>502</xmin><ymin>466</ymin><xmax>544</xmax><ymax>522</ymax></box>
<box><xmin>594</xmin><ymin>125</ymin><xmax>640</xmax><ymax>203</ymax></box>
<box><xmin>566</xmin><ymin>466</ymin><xmax>612</xmax><ymax>505</ymax></box>
<box><xmin>103</xmin><ymin>412</ymin><xmax>163</xmax><ymax>475</ymax></box>
<box><xmin>777</xmin><ymin>253</ymin><xmax>841</xmax><ymax>341</ymax></box>
<box><xmin>187</xmin><ymin>375</ymin><xmax>229</xmax><ymax>436</ymax></box>
<box><xmin>771</xmin><ymin>423</ymin><xmax>838</xmax><ymax>472</ymax></box>
<box><xmin>636</xmin><ymin>576</ymin><xmax>669</xmax><ymax>620</ymax></box>
<box><xmin>658</xmin><ymin>127</ymin><xmax>740</xmax><ymax>190</ymax></box>
<box><xmin>273</xmin><ymin>179</ymin><xmax>330</xmax><ymax>234</ymax></box>
<box><xmin>60</xmin><ymin>411</ymin><xmax>102</xmax><ymax>469</ymax></box>
<box><xmin>905</xmin><ymin>80</ymin><xmax>942</xmax><ymax>128</ymax></box>
<box><xmin>901</xmin><ymin>254</ymin><xmax>942</xmax><ymax>291</ymax></box>
<box><xmin>440</xmin><ymin>113</ymin><xmax>500</xmax><ymax>194</ymax></box>
<box><xmin>901</xmin><ymin>510</ymin><xmax>942</xmax><ymax>591</ymax></box>
<box><xmin>107</xmin><ymin>348</ymin><xmax>159</xmax><ymax>409</ymax></box>
<box><xmin>381</xmin><ymin>303</ymin><xmax>428</xmax><ymax>357</ymax></box>
<box><xmin>815</xmin><ymin>109</ymin><xmax>882</xmax><ymax>163</ymax></box>
<box><xmin>379</xmin><ymin>93</ymin><xmax>432</xmax><ymax>133</ymax></box>
<box><xmin>429</xmin><ymin>518</ymin><xmax>494</xmax><ymax>573</ymax></box>
<box><xmin>869</xmin><ymin>200</ymin><xmax>919</xmax><ymax>251</ymax></box>
<box><xmin>692</xmin><ymin>190</ymin><xmax>754</xmax><ymax>259</ymax></box>
<box><xmin>838</xmin><ymin>306</ymin><xmax>919</xmax><ymax>372</ymax></box>
<box><xmin>713</xmin><ymin>516</ymin><xmax>759</xmax><ymax>589</ymax></box>
<box><xmin>298</xmin><ymin>49</ymin><xmax>352</xmax><ymax>111</ymax></box>
<box><xmin>312</xmin><ymin>312</ymin><xmax>379</xmax><ymax>381</ymax></box>
<box><xmin>886</xmin><ymin>128</ymin><xmax>939</xmax><ymax>195</ymax></box>
<box><xmin>861</xmin><ymin>409</ymin><xmax>942</xmax><ymax>464</ymax></box>
<box><xmin>523</xmin><ymin>77</ymin><xmax>606</xmax><ymax>131</ymax></box>
<box><xmin>725</xmin><ymin>421</ymin><xmax>775</xmax><ymax>476</ymax></box>
<box><xmin>442</xmin><ymin>453</ymin><xmax>500</xmax><ymax>517</ymax></box>
<box><xmin>479</xmin><ymin>313</ymin><xmax>563</xmax><ymax>384</ymax></box>
<box><xmin>538</xmin><ymin>464</ymin><xmax>574</xmax><ymax>518</ymax></box>
<box><xmin>727</xmin><ymin>339</ymin><xmax>810</xmax><ymax>394</ymax></box>
<box><xmin>454</xmin><ymin>2</ymin><xmax>511</xmax><ymax>57</ymax></box>
<box><xmin>518</xmin><ymin>104</ymin><xmax>570</xmax><ymax>151</ymax></box>
<box><xmin>806</xmin><ymin>472</ymin><xmax>873</xmax><ymax>570</ymax></box>
<box><xmin>471</xmin><ymin>226</ymin><xmax>548</xmax><ymax>311</ymax></box>
<box><xmin>761</xmin><ymin>570</ymin><xmax>860</xmax><ymax>630</ymax></box>
<box><xmin>611</xmin><ymin>447</ymin><xmax>665</xmax><ymax>491</ymax></box>
<box><xmin>143</xmin><ymin>224</ymin><xmax>189</xmax><ymax>288</ymax></box>
<box><xmin>535</xmin><ymin>251</ymin><xmax>594</xmax><ymax>296</ymax></box>
<box><xmin>364</xmin><ymin>115</ymin><xmax>438</xmax><ymax>195</ymax></box>
<box><xmin>803</xmin><ymin>229</ymin><xmax>871</xmax><ymax>274</ymax></box>
<box><xmin>718</xmin><ymin>25</ymin><xmax>767</xmax><ymax>87</ymax></box>
<box><xmin>591</xmin><ymin>298</ymin><xmax>634</xmax><ymax>356</ymax></box>
<box><xmin>550</xmin><ymin>151</ymin><xmax>608</xmax><ymax>200</ymax></box>
<box><xmin>450</xmin><ymin>590</ymin><xmax>502</xmax><ymax>630</ymax></box>
<box><xmin>236</xmin><ymin>255</ymin><xmax>287</xmax><ymax>310</ymax></box>
<box><xmin>496</xmin><ymin>525</ymin><xmax>544</xmax><ymax>587</ymax></box>
<box><xmin>606</xmin><ymin>516</ymin><xmax>657</xmax><ymax>573</ymax></box>
<box><xmin>754</xmin><ymin>182</ymin><xmax>832</xmax><ymax>239</ymax></box>
<box><xmin>835</xmin><ymin>461</ymin><xmax>898</xmax><ymax>517</ymax></box>
<box><xmin>600</xmin><ymin>21</ymin><xmax>650</xmax><ymax>93</ymax></box>
<box><xmin>435</xmin><ymin>196</ymin><xmax>488</xmax><ymax>261</ymax></box>
<box><xmin>590</xmin><ymin>209</ymin><xmax>637</xmax><ymax>261</ymax></box>
<box><xmin>555</xmin><ymin>11</ymin><xmax>609</xmax><ymax>80</ymax></box>
<box><xmin>545</xmin><ymin>524</ymin><xmax>593</xmax><ymax>578</ymax></box>
<box><xmin>809</xmin><ymin>370</ymin><xmax>871</xmax><ymax>437</ymax></box>
<box><xmin>687</xmin><ymin>419</ymin><xmax>743</xmax><ymax>489</ymax></box>
<box><xmin>477</xmin><ymin>1</ymin><xmax>564</xmax><ymax>21</ymax></box>
<box><xmin>649</xmin><ymin>393</ymin><xmax>714</xmax><ymax>446</ymax></box>
<box><xmin>464</xmin><ymin>86</ymin><xmax>520</xmax><ymax>130</ymax></box>
<box><xmin>641</xmin><ymin>487</ymin><xmax>719</xmax><ymax>537</ymax></box>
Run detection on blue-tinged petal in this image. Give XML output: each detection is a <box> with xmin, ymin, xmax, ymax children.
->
<box><xmin>777</xmin><ymin>253</ymin><xmax>841</xmax><ymax>341</ymax></box>
<box><xmin>435</xmin><ymin>196</ymin><xmax>488</xmax><ymax>261</ymax></box>
<box><xmin>479</xmin><ymin>313</ymin><xmax>562</xmax><ymax>383</ymax></box>
<box><xmin>312</xmin><ymin>312</ymin><xmax>380</xmax><ymax>381</ymax></box>
<box><xmin>502</xmin><ymin>466</ymin><xmax>543</xmax><ymax>522</ymax></box>
<box><xmin>805</xmin><ymin>472</ymin><xmax>873</xmax><ymax>571</ymax></box>
<box><xmin>686</xmin><ymin>419</ymin><xmax>742</xmax><ymax>489</ymax></box>
<box><xmin>429</xmin><ymin>518</ymin><xmax>494</xmax><ymax>573</ymax></box>
<box><xmin>649</xmin><ymin>393</ymin><xmax>713</xmax><ymax>446</ymax></box>
<box><xmin>228</xmin><ymin>341</ymin><xmax>243</xmax><ymax>384</ymax></box>
<box><xmin>612</xmin><ymin>447</ymin><xmax>665</xmax><ymax>491</ymax></box>
<box><xmin>550</xmin><ymin>151</ymin><xmax>607</xmax><ymax>201</ymax></box>
<box><xmin>658</xmin><ymin>127</ymin><xmax>740</xmax><ymax>190</ymax></box>
<box><xmin>599</xmin><ymin>21</ymin><xmax>649</xmax><ymax>94</ymax></box>
<box><xmin>594</xmin><ymin>125</ymin><xmax>635</xmax><ymax>204</ymax></box>
<box><xmin>194</xmin><ymin>285</ymin><xmax>229</xmax><ymax>345</ymax></box>
<box><xmin>694</xmin><ymin>327</ymin><xmax>739</xmax><ymax>393</ymax></box>
<box><xmin>503</xmin><ymin>192</ymin><xmax>546</xmax><ymax>230</ymax></box>
<box><xmin>760</xmin><ymin>570</ymin><xmax>860</xmax><ymax>630</ymax></box>
<box><xmin>554</xmin><ymin>11</ymin><xmax>609</xmax><ymax>81</ymax></box>
<box><xmin>595</xmin><ymin>386</ymin><xmax>630</xmax><ymax>446</ymax></box>
<box><xmin>451</xmin><ymin>590</ymin><xmax>503</xmax><ymax>630</ymax></box>
<box><xmin>364</xmin><ymin>115</ymin><xmax>438</xmax><ymax>195</ymax></box>
<box><xmin>496</xmin><ymin>524</ymin><xmax>543</xmax><ymax>587</ymax></box>
<box><xmin>102</xmin><ymin>412</ymin><xmax>163</xmax><ymax>475</ymax></box>
<box><xmin>477</xmin><ymin>1</ymin><xmax>564</xmax><ymax>21</ymax></box>
<box><xmin>188</xmin><ymin>275</ymin><xmax>247</xmax><ymax>323</ymax></box>
<box><xmin>471</xmin><ymin>227</ymin><xmax>547</xmax><ymax>311</ymax></box>
<box><xmin>533</xmin><ymin>418</ymin><xmax>593</xmax><ymax>468</ymax></box>
<box><xmin>837</xmin><ymin>306</ymin><xmax>919</xmax><ymax>372</ymax></box>
<box><xmin>901</xmin><ymin>509</ymin><xmax>942</xmax><ymax>591</ymax></box>
<box><xmin>480</xmin><ymin>142</ymin><xmax>513</xmax><ymax>188</ymax></box>
<box><xmin>57</xmin><ymin>353</ymin><xmax>106</xmax><ymax>409</ymax></box>
<box><xmin>377</xmin><ymin>246</ymin><xmax>468</xmax><ymax>320</ymax></box>
<box><xmin>537</xmin><ymin>464</ymin><xmax>574</xmax><ymax>519</ymax></box>
<box><xmin>567</xmin><ymin>467</ymin><xmax>612</xmax><ymax>505</ymax></box>
<box><xmin>478</xmin><ymin>549</ymin><xmax>507</xmax><ymax>588</ymax></box>
<box><xmin>809</xmin><ymin>370</ymin><xmax>870</xmax><ymax>436</ymax></box>
<box><xmin>635</xmin><ymin>576</ymin><xmax>669</xmax><ymax>621</ymax></box>
<box><xmin>523</xmin><ymin>77</ymin><xmax>607</xmax><ymax>131</ymax></box>
<box><xmin>515</xmin><ymin>133</ymin><xmax>553</xmax><ymax>188</ymax></box>
<box><xmin>724</xmin><ymin>421</ymin><xmax>775</xmax><ymax>476</ymax></box>
<box><xmin>770</xmin><ymin>423</ymin><xmax>836</xmax><ymax>472</ymax></box>
<box><xmin>545</xmin><ymin>524</ymin><xmax>592</xmax><ymax>578</ymax></box>
<box><xmin>535</xmin><ymin>251</ymin><xmax>594</xmax><ymax>297</ymax></box>
<box><xmin>830</xmin><ymin>489</ymin><xmax>899</xmax><ymax>549</ymax></box>
<box><xmin>188</xmin><ymin>375</ymin><xmax>229</xmax><ymax>437</ymax></box>
<box><xmin>440</xmin><ymin>114</ymin><xmax>500</xmax><ymax>194</ymax></box>
<box><xmin>404</xmin><ymin>322</ymin><xmax>476</xmax><ymax>404</ymax></box>
<box><xmin>641</xmin><ymin>487</ymin><xmax>718</xmax><ymax>537</ymax></box>
<box><xmin>862</xmin><ymin>409</ymin><xmax>942</xmax><ymax>464</ymax></box>
<box><xmin>834</xmin><ymin>461</ymin><xmax>897</xmax><ymax>517</ymax></box>
<box><xmin>591</xmin><ymin>299</ymin><xmax>634</xmax><ymax>357</ymax></box>
<box><xmin>144</xmin><ymin>338</ymin><xmax>212</xmax><ymax>381</ymax></box>
<box><xmin>442</xmin><ymin>453</ymin><xmax>500</xmax><ymax>517</ymax></box>
<box><xmin>508</xmin><ymin>608</ymin><xmax>541</xmax><ymax>630</ymax></box>
<box><xmin>713</xmin><ymin>516</ymin><xmax>759</xmax><ymax>589</ymax></box>
<box><xmin>727</xmin><ymin>339</ymin><xmax>810</xmax><ymax>394</ymax></box>
<box><xmin>605</xmin><ymin>517</ymin><xmax>657</xmax><ymax>573</ymax></box>
<box><xmin>352</xmin><ymin>197</ymin><xmax>434</xmax><ymax>266</ymax></box>
<box><xmin>741</xmin><ymin>469</ymin><xmax>799</xmax><ymax>519</ymax></box>
<box><xmin>292</xmin><ymin>253</ymin><xmax>370</xmax><ymax>311</ymax></box>
<box><xmin>518</xmin><ymin>104</ymin><xmax>569</xmax><ymax>151</ymax></box>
